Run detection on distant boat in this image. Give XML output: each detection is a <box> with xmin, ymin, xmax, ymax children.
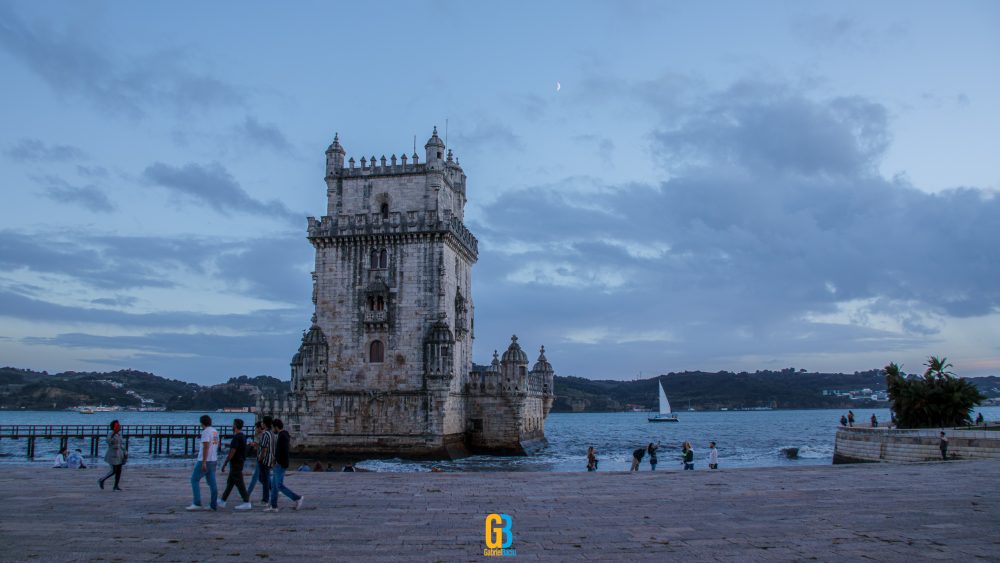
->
<box><xmin>648</xmin><ymin>380</ymin><xmax>679</xmax><ymax>423</ymax></box>
<box><xmin>78</xmin><ymin>407</ymin><xmax>95</xmax><ymax>414</ymax></box>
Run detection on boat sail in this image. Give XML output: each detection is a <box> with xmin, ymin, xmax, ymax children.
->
<box><xmin>648</xmin><ymin>380</ymin><xmax>679</xmax><ymax>422</ymax></box>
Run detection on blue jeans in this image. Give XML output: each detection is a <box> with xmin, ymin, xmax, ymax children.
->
<box><xmin>247</xmin><ymin>461</ymin><xmax>261</xmax><ymax>496</ymax></box>
<box><xmin>257</xmin><ymin>462</ymin><xmax>271</xmax><ymax>502</ymax></box>
<box><xmin>269</xmin><ymin>465</ymin><xmax>301</xmax><ymax>508</ymax></box>
<box><xmin>191</xmin><ymin>461</ymin><xmax>218</xmax><ymax>508</ymax></box>
<box><xmin>684</xmin><ymin>462</ymin><xmax>694</xmax><ymax>470</ymax></box>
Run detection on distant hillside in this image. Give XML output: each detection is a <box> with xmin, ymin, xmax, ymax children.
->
<box><xmin>552</xmin><ymin>370</ymin><xmax>1000</xmax><ymax>412</ymax></box>
<box><xmin>0</xmin><ymin>367</ymin><xmax>289</xmax><ymax>411</ymax></box>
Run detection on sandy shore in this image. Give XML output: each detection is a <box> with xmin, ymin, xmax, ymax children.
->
<box><xmin>3</xmin><ymin>460</ymin><xmax>999</xmax><ymax>561</ymax></box>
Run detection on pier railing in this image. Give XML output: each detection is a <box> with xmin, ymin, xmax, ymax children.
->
<box><xmin>0</xmin><ymin>424</ymin><xmax>243</xmax><ymax>459</ymax></box>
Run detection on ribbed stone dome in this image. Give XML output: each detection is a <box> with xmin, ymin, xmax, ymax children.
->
<box><xmin>532</xmin><ymin>345</ymin><xmax>552</xmax><ymax>372</ymax></box>
<box><xmin>501</xmin><ymin>335</ymin><xmax>528</xmax><ymax>364</ymax></box>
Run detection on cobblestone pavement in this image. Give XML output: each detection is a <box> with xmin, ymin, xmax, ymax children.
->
<box><xmin>2</xmin><ymin>460</ymin><xmax>998</xmax><ymax>561</ymax></box>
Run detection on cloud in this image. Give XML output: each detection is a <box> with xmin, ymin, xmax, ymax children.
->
<box><xmin>0</xmin><ymin>6</ymin><xmax>243</xmax><ymax>119</ymax></box>
<box><xmin>5</xmin><ymin>138</ymin><xmax>86</xmax><ymax>162</ymax></box>
<box><xmin>234</xmin><ymin>116</ymin><xmax>293</xmax><ymax>154</ymax></box>
<box><xmin>453</xmin><ymin>120</ymin><xmax>524</xmax><ymax>153</ymax></box>
<box><xmin>90</xmin><ymin>296</ymin><xmax>138</xmax><ymax>308</ymax></box>
<box><xmin>36</xmin><ymin>175</ymin><xmax>115</xmax><ymax>213</ymax></box>
<box><xmin>468</xmin><ymin>82</ymin><xmax>999</xmax><ymax>376</ymax></box>
<box><xmin>142</xmin><ymin>161</ymin><xmax>300</xmax><ymax>222</ymax></box>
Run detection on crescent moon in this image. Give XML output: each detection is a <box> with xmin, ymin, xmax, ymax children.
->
<box><xmin>556</xmin><ymin>81</ymin><xmax>561</xmax><ymax>92</ymax></box>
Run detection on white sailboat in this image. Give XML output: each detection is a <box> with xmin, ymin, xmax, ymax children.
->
<box><xmin>648</xmin><ymin>380</ymin><xmax>679</xmax><ymax>422</ymax></box>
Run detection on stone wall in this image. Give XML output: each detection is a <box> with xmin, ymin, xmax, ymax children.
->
<box><xmin>833</xmin><ymin>426</ymin><xmax>1000</xmax><ymax>463</ymax></box>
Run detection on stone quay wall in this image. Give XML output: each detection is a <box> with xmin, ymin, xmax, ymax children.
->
<box><xmin>833</xmin><ymin>426</ymin><xmax>1000</xmax><ymax>463</ymax></box>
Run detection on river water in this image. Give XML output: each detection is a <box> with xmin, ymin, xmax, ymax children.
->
<box><xmin>3</xmin><ymin>407</ymin><xmax>998</xmax><ymax>471</ymax></box>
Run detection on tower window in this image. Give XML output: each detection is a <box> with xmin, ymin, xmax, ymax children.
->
<box><xmin>369</xmin><ymin>340</ymin><xmax>384</xmax><ymax>363</ymax></box>
<box><xmin>379</xmin><ymin>249</ymin><xmax>388</xmax><ymax>269</ymax></box>
<box><xmin>380</xmin><ymin>203</ymin><xmax>389</xmax><ymax>219</ymax></box>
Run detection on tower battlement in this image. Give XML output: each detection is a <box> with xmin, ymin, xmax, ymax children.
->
<box><xmin>264</xmin><ymin>129</ymin><xmax>553</xmax><ymax>459</ymax></box>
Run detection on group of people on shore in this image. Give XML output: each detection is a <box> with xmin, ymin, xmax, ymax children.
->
<box><xmin>186</xmin><ymin>414</ymin><xmax>304</xmax><ymax>512</ymax></box>
<box><xmin>52</xmin><ymin>446</ymin><xmax>87</xmax><ymax>469</ymax></box>
<box><xmin>839</xmin><ymin>410</ymin><xmax>891</xmax><ymax>428</ymax></box>
<box><xmin>586</xmin><ymin>441</ymin><xmax>719</xmax><ymax>471</ymax></box>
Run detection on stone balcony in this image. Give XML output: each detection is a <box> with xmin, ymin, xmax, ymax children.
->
<box><xmin>364</xmin><ymin>311</ymin><xmax>388</xmax><ymax>323</ymax></box>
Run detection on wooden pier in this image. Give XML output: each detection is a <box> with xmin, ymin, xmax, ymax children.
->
<box><xmin>0</xmin><ymin>424</ymin><xmax>245</xmax><ymax>459</ymax></box>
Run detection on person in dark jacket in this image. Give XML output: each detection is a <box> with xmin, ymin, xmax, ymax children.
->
<box><xmin>256</xmin><ymin>416</ymin><xmax>275</xmax><ymax>505</ymax></box>
<box><xmin>647</xmin><ymin>442</ymin><xmax>660</xmax><ymax>471</ymax></box>
<box><xmin>219</xmin><ymin>418</ymin><xmax>252</xmax><ymax>510</ymax></box>
<box><xmin>629</xmin><ymin>447</ymin><xmax>645</xmax><ymax>471</ymax></box>
<box><xmin>266</xmin><ymin>418</ymin><xmax>304</xmax><ymax>512</ymax></box>
<box><xmin>98</xmin><ymin>420</ymin><xmax>125</xmax><ymax>491</ymax></box>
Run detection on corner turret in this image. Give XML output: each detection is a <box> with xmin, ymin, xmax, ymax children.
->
<box><xmin>425</xmin><ymin>126</ymin><xmax>445</xmax><ymax>171</ymax></box>
<box><xmin>325</xmin><ymin>133</ymin><xmax>346</xmax><ymax>178</ymax></box>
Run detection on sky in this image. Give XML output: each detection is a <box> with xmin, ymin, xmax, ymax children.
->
<box><xmin>1</xmin><ymin>1</ymin><xmax>998</xmax><ymax>383</ymax></box>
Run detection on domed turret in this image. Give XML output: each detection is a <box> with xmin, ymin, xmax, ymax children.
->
<box><xmin>424</xmin><ymin>126</ymin><xmax>445</xmax><ymax>169</ymax></box>
<box><xmin>501</xmin><ymin>334</ymin><xmax>528</xmax><ymax>365</ymax></box>
<box><xmin>325</xmin><ymin>133</ymin><xmax>346</xmax><ymax>177</ymax></box>
<box><xmin>532</xmin><ymin>345</ymin><xmax>552</xmax><ymax>373</ymax></box>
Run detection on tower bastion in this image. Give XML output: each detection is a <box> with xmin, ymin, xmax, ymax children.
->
<box><xmin>261</xmin><ymin>129</ymin><xmax>554</xmax><ymax>459</ymax></box>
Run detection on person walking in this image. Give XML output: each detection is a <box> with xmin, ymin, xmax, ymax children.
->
<box><xmin>682</xmin><ymin>441</ymin><xmax>694</xmax><ymax>470</ymax></box>
<box><xmin>98</xmin><ymin>420</ymin><xmax>126</xmax><ymax>491</ymax></box>
<box><xmin>629</xmin><ymin>446</ymin><xmax>645</xmax><ymax>471</ymax></box>
<box><xmin>266</xmin><ymin>418</ymin><xmax>304</xmax><ymax>512</ymax></box>
<box><xmin>708</xmin><ymin>441</ymin><xmax>719</xmax><ymax>470</ymax></box>
<box><xmin>647</xmin><ymin>442</ymin><xmax>659</xmax><ymax>471</ymax></box>
<box><xmin>187</xmin><ymin>415</ymin><xmax>220</xmax><ymax>511</ymax></box>
<box><xmin>975</xmin><ymin>413</ymin><xmax>985</xmax><ymax>426</ymax></box>
<box><xmin>256</xmin><ymin>416</ymin><xmax>276</xmax><ymax>505</ymax></box>
<box><xmin>847</xmin><ymin>410</ymin><xmax>855</xmax><ymax>427</ymax></box>
<box><xmin>586</xmin><ymin>446</ymin><xmax>598</xmax><ymax>472</ymax></box>
<box><xmin>939</xmin><ymin>432</ymin><xmax>949</xmax><ymax>461</ymax></box>
<box><xmin>219</xmin><ymin>418</ymin><xmax>252</xmax><ymax>511</ymax></box>
<box><xmin>245</xmin><ymin>420</ymin><xmax>264</xmax><ymax>501</ymax></box>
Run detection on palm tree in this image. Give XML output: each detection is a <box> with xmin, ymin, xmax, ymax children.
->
<box><xmin>885</xmin><ymin>356</ymin><xmax>984</xmax><ymax>429</ymax></box>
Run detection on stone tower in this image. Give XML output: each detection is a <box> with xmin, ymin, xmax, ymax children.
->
<box><xmin>262</xmin><ymin>129</ymin><xmax>554</xmax><ymax>458</ymax></box>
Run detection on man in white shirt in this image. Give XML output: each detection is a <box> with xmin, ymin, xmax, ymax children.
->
<box><xmin>708</xmin><ymin>441</ymin><xmax>719</xmax><ymax>470</ymax></box>
<box><xmin>186</xmin><ymin>415</ymin><xmax>220</xmax><ymax>511</ymax></box>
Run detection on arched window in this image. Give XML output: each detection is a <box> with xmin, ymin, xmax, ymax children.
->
<box><xmin>369</xmin><ymin>340</ymin><xmax>384</xmax><ymax>363</ymax></box>
<box><xmin>370</xmin><ymin>249</ymin><xmax>378</xmax><ymax>269</ymax></box>
<box><xmin>376</xmin><ymin>295</ymin><xmax>384</xmax><ymax>311</ymax></box>
<box><xmin>378</xmin><ymin>249</ymin><xmax>388</xmax><ymax>269</ymax></box>
<box><xmin>380</xmin><ymin>203</ymin><xmax>389</xmax><ymax>219</ymax></box>
<box><xmin>519</xmin><ymin>366</ymin><xmax>526</xmax><ymax>377</ymax></box>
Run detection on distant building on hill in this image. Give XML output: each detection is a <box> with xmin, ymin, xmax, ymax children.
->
<box><xmin>260</xmin><ymin>129</ymin><xmax>555</xmax><ymax>458</ymax></box>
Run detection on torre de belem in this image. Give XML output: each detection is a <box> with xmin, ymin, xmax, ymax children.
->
<box><xmin>260</xmin><ymin>128</ymin><xmax>555</xmax><ymax>458</ymax></box>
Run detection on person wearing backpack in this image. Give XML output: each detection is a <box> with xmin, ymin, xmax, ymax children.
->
<box><xmin>629</xmin><ymin>446</ymin><xmax>645</xmax><ymax>471</ymax></box>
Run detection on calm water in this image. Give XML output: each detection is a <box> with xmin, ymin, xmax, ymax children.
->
<box><xmin>4</xmin><ymin>407</ymin><xmax>998</xmax><ymax>471</ymax></box>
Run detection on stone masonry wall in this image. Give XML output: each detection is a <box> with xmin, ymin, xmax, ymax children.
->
<box><xmin>833</xmin><ymin>426</ymin><xmax>1000</xmax><ymax>463</ymax></box>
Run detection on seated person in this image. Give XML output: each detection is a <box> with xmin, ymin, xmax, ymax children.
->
<box><xmin>342</xmin><ymin>463</ymin><xmax>356</xmax><ymax>472</ymax></box>
<box><xmin>67</xmin><ymin>449</ymin><xmax>87</xmax><ymax>469</ymax></box>
<box><xmin>297</xmin><ymin>462</ymin><xmax>312</xmax><ymax>471</ymax></box>
<box><xmin>52</xmin><ymin>447</ymin><xmax>68</xmax><ymax>468</ymax></box>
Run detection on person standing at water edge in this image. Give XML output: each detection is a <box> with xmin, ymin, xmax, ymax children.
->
<box><xmin>187</xmin><ymin>415</ymin><xmax>220</xmax><ymax>511</ymax></box>
<box><xmin>587</xmin><ymin>446</ymin><xmax>598</xmax><ymax>471</ymax></box>
<box><xmin>939</xmin><ymin>432</ymin><xmax>948</xmax><ymax>461</ymax></box>
<box><xmin>848</xmin><ymin>411</ymin><xmax>855</xmax><ymax>427</ymax></box>
<box><xmin>98</xmin><ymin>420</ymin><xmax>125</xmax><ymax>490</ymax></box>
<box><xmin>630</xmin><ymin>446</ymin><xmax>645</xmax><ymax>471</ymax></box>
<box><xmin>682</xmin><ymin>441</ymin><xmax>694</xmax><ymax>470</ymax></box>
<box><xmin>708</xmin><ymin>442</ymin><xmax>719</xmax><ymax>470</ymax></box>
<box><xmin>647</xmin><ymin>442</ymin><xmax>659</xmax><ymax>471</ymax></box>
<box><xmin>267</xmin><ymin>418</ymin><xmax>304</xmax><ymax>512</ymax></box>
<box><xmin>871</xmin><ymin>414</ymin><xmax>878</xmax><ymax>428</ymax></box>
<box><xmin>219</xmin><ymin>418</ymin><xmax>252</xmax><ymax>511</ymax></box>
<box><xmin>840</xmin><ymin>415</ymin><xmax>847</xmax><ymax>427</ymax></box>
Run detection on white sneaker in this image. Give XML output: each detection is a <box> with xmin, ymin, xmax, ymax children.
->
<box><xmin>294</xmin><ymin>496</ymin><xmax>305</xmax><ymax>510</ymax></box>
<box><xmin>235</xmin><ymin>502</ymin><xmax>252</xmax><ymax>511</ymax></box>
<box><xmin>216</xmin><ymin>499</ymin><xmax>226</xmax><ymax>509</ymax></box>
<box><xmin>185</xmin><ymin>504</ymin><xmax>204</xmax><ymax>511</ymax></box>
<box><xmin>263</xmin><ymin>506</ymin><xmax>278</xmax><ymax>512</ymax></box>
